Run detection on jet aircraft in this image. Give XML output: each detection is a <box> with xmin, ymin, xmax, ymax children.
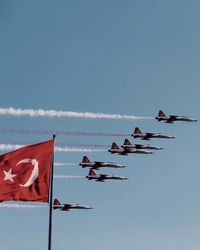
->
<box><xmin>79</xmin><ymin>156</ymin><xmax>126</xmax><ymax>170</ymax></box>
<box><xmin>86</xmin><ymin>169</ymin><xmax>128</xmax><ymax>182</ymax></box>
<box><xmin>155</xmin><ymin>110</ymin><xmax>197</xmax><ymax>123</ymax></box>
<box><xmin>108</xmin><ymin>142</ymin><xmax>153</xmax><ymax>155</ymax></box>
<box><xmin>53</xmin><ymin>199</ymin><xmax>93</xmax><ymax>211</ymax></box>
<box><xmin>132</xmin><ymin>127</ymin><xmax>175</xmax><ymax>140</ymax></box>
<box><xmin>121</xmin><ymin>138</ymin><xmax>163</xmax><ymax>150</ymax></box>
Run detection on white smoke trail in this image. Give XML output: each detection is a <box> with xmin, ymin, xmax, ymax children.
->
<box><xmin>0</xmin><ymin>144</ymin><xmax>107</xmax><ymax>152</ymax></box>
<box><xmin>0</xmin><ymin>107</ymin><xmax>153</xmax><ymax>120</ymax></box>
<box><xmin>0</xmin><ymin>204</ymin><xmax>46</xmax><ymax>208</ymax></box>
<box><xmin>54</xmin><ymin>175</ymin><xmax>84</xmax><ymax>179</ymax></box>
<box><xmin>55</xmin><ymin>146</ymin><xmax>106</xmax><ymax>152</ymax></box>
<box><xmin>54</xmin><ymin>162</ymin><xmax>78</xmax><ymax>166</ymax></box>
<box><xmin>0</xmin><ymin>128</ymin><xmax>130</xmax><ymax>137</ymax></box>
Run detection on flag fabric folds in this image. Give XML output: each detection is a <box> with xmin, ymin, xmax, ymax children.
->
<box><xmin>0</xmin><ymin>140</ymin><xmax>54</xmax><ymax>202</ymax></box>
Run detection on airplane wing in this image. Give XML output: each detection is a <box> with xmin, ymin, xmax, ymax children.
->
<box><xmin>167</xmin><ymin>115</ymin><xmax>177</xmax><ymax>122</ymax></box>
<box><xmin>94</xmin><ymin>161</ymin><xmax>104</xmax><ymax>166</ymax></box>
<box><xmin>170</xmin><ymin>115</ymin><xmax>178</xmax><ymax>119</ymax></box>
<box><xmin>96</xmin><ymin>179</ymin><xmax>105</xmax><ymax>182</ymax></box>
<box><xmin>143</xmin><ymin>133</ymin><xmax>153</xmax><ymax>140</ymax></box>
<box><xmin>96</xmin><ymin>174</ymin><xmax>107</xmax><ymax>182</ymax></box>
<box><xmin>119</xmin><ymin>152</ymin><xmax>128</xmax><ymax>156</ymax></box>
<box><xmin>135</xmin><ymin>144</ymin><xmax>144</xmax><ymax>149</ymax></box>
<box><xmin>119</xmin><ymin>149</ymin><xmax>130</xmax><ymax>155</ymax></box>
<box><xmin>62</xmin><ymin>204</ymin><xmax>71</xmax><ymax>211</ymax></box>
<box><xmin>90</xmin><ymin>161</ymin><xmax>104</xmax><ymax>170</ymax></box>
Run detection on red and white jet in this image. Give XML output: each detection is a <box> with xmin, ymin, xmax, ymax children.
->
<box><xmin>79</xmin><ymin>156</ymin><xmax>126</xmax><ymax>170</ymax></box>
<box><xmin>156</xmin><ymin>110</ymin><xmax>198</xmax><ymax>123</ymax></box>
<box><xmin>121</xmin><ymin>138</ymin><xmax>163</xmax><ymax>150</ymax></box>
<box><xmin>53</xmin><ymin>199</ymin><xmax>93</xmax><ymax>211</ymax></box>
<box><xmin>108</xmin><ymin>142</ymin><xmax>153</xmax><ymax>155</ymax></box>
<box><xmin>132</xmin><ymin>127</ymin><xmax>175</xmax><ymax>140</ymax></box>
<box><xmin>86</xmin><ymin>169</ymin><xmax>128</xmax><ymax>182</ymax></box>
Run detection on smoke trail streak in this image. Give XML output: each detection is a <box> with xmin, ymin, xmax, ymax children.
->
<box><xmin>0</xmin><ymin>139</ymin><xmax>109</xmax><ymax>149</ymax></box>
<box><xmin>0</xmin><ymin>204</ymin><xmax>46</xmax><ymax>208</ymax></box>
<box><xmin>0</xmin><ymin>128</ymin><xmax>129</xmax><ymax>137</ymax></box>
<box><xmin>57</xmin><ymin>131</ymin><xmax>130</xmax><ymax>137</ymax></box>
<box><xmin>55</xmin><ymin>162</ymin><xmax>78</xmax><ymax>166</ymax></box>
<box><xmin>55</xmin><ymin>146</ymin><xmax>106</xmax><ymax>152</ymax></box>
<box><xmin>56</xmin><ymin>143</ymin><xmax>109</xmax><ymax>149</ymax></box>
<box><xmin>54</xmin><ymin>175</ymin><xmax>84</xmax><ymax>179</ymax></box>
<box><xmin>0</xmin><ymin>144</ymin><xmax>107</xmax><ymax>152</ymax></box>
<box><xmin>0</xmin><ymin>107</ymin><xmax>153</xmax><ymax>120</ymax></box>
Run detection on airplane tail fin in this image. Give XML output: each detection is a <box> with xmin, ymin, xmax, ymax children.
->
<box><xmin>53</xmin><ymin>199</ymin><xmax>61</xmax><ymax>206</ymax></box>
<box><xmin>158</xmin><ymin>110</ymin><xmax>166</xmax><ymax>117</ymax></box>
<box><xmin>111</xmin><ymin>142</ymin><xmax>120</xmax><ymax>149</ymax></box>
<box><xmin>124</xmin><ymin>138</ymin><xmax>131</xmax><ymax>145</ymax></box>
<box><xmin>88</xmin><ymin>169</ymin><xmax>96</xmax><ymax>176</ymax></box>
<box><xmin>82</xmin><ymin>155</ymin><xmax>90</xmax><ymax>163</ymax></box>
<box><xmin>134</xmin><ymin>127</ymin><xmax>142</xmax><ymax>134</ymax></box>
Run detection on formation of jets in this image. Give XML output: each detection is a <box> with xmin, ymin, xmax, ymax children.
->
<box><xmin>54</xmin><ymin>110</ymin><xmax>197</xmax><ymax>212</ymax></box>
<box><xmin>156</xmin><ymin>110</ymin><xmax>197</xmax><ymax>123</ymax></box>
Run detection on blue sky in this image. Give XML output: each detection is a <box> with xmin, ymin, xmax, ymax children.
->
<box><xmin>0</xmin><ymin>1</ymin><xmax>200</xmax><ymax>249</ymax></box>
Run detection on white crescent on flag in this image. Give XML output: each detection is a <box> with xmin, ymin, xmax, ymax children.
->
<box><xmin>16</xmin><ymin>159</ymin><xmax>39</xmax><ymax>187</ymax></box>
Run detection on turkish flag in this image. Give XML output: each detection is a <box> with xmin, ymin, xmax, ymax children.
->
<box><xmin>0</xmin><ymin>139</ymin><xmax>54</xmax><ymax>202</ymax></box>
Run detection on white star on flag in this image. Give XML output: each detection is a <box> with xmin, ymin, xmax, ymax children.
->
<box><xmin>3</xmin><ymin>168</ymin><xmax>17</xmax><ymax>182</ymax></box>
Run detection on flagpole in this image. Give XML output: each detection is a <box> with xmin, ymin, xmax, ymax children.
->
<box><xmin>48</xmin><ymin>134</ymin><xmax>56</xmax><ymax>250</ymax></box>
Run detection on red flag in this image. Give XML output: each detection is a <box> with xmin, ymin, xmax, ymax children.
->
<box><xmin>0</xmin><ymin>139</ymin><xmax>54</xmax><ymax>202</ymax></box>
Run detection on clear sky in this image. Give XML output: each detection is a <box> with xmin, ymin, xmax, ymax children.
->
<box><xmin>0</xmin><ymin>1</ymin><xmax>200</xmax><ymax>250</ymax></box>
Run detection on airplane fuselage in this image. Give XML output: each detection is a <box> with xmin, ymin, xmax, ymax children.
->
<box><xmin>108</xmin><ymin>149</ymin><xmax>127</xmax><ymax>155</ymax></box>
<box><xmin>80</xmin><ymin>163</ymin><xmax>95</xmax><ymax>168</ymax></box>
<box><xmin>122</xmin><ymin>144</ymin><xmax>163</xmax><ymax>150</ymax></box>
<box><xmin>133</xmin><ymin>133</ymin><xmax>175</xmax><ymax>140</ymax></box>
<box><xmin>109</xmin><ymin>148</ymin><xmax>153</xmax><ymax>154</ymax></box>
<box><xmin>53</xmin><ymin>204</ymin><xmax>92</xmax><ymax>210</ymax></box>
<box><xmin>156</xmin><ymin>116</ymin><xmax>197</xmax><ymax>123</ymax></box>
<box><xmin>95</xmin><ymin>162</ymin><xmax>125</xmax><ymax>168</ymax></box>
<box><xmin>80</xmin><ymin>162</ymin><xmax>125</xmax><ymax>169</ymax></box>
<box><xmin>69</xmin><ymin>204</ymin><xmax>93</xmax><ymax>209</ymax></box>
<box><xmin>133</xmin><ymin>133</ymin><xmax>151</xmax><ymax>140</ymax></box>
<box><xmin>86</xmin><ymin>174</ymin><xmax>128</xmax><ymax>182</ymax></box>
